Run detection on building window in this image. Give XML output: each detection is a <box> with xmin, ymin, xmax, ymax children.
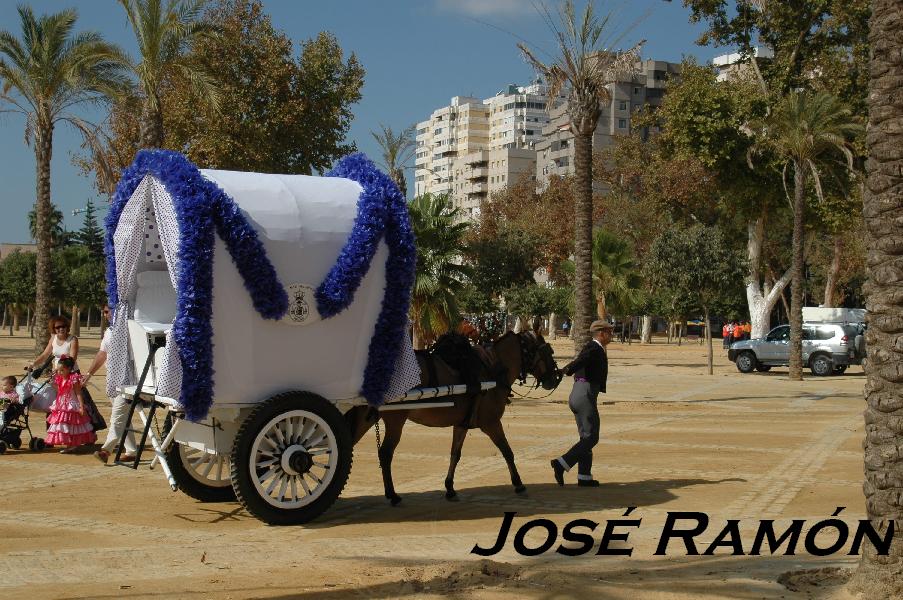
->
<box><xmin>618</xmin><ymin>119</ymin><xmax>627</xmax><ymax>129</ymax></box>
<box><xmin>619</xmin><ymin>101</ymin><xmax>627</xmax><ymax>111</ymax></box>
<box><xmin>634</xmin><ymin>87</ymin><xmax>640</xmax><ymax>95</ymax></box>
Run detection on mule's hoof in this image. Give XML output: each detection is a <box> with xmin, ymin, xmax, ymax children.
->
<box><xmin>389</xmin><ymin>495</ymin><xmax>402</xmax><ymax>506</ymax></box>
<box><xmin>445</xmin><ymin>490</ymin><xmax>459</xmax><ymax>501</ymax></box>
<box><xmin>515</xmin><ymin>485</ymin><xmax>527</xmax><ymax>494</ymax></box>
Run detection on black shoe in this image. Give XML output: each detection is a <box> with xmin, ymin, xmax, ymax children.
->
<box><xmin>577</xmin><ymin>479</ymin><xmax>600</xmax><ymax>487</ymax></box>
<box><xmin>550</xmin><ymin>459</ymin><xmax>565</xmax><ymax>486</ymax></box>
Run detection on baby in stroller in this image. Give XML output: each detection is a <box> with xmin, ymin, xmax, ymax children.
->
<box><xmin>0</xmin><ymin>370</ymin><xmax>49</xmax><ymax>454</ymax></box>
<box><xmin>0</xmin><ymin>376</ymin><xmax>19</xmax><ymax>427</ymax></box>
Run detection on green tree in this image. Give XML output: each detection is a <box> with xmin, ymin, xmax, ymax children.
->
<box><xmin>465</xmin><ymin>228</ymin><xmax>541</xmax><ymax>299</ymax></box>
<box><xmin>119</xmin><ymin>0</ymin><xmax>220</xmax><ymax>148</ymax></box>
<box><xmin>645</xmin><ymin>224</ymin><xmax>745</xmax><ymax>374</ymax></box>
<box><xmin>0</xmin><ymin>6</ymin><xmax>128</xmax><ymax>352</ymax></box>
<box><xmin>408</xmin><ymin>194</ymin><xmax>471</xmax><ymax>349</ymax></box>
<box><xmin>519</xmin><ymin>0</ymin><xmax>642</xmax><ymax>350</ymax></box>
<box><xmin>52</xmin><ymin>245</ymin><xmax>105</xmax><ymax>335</ymax></box>
<box><xmin>647</xmin><ymin>61</ymin><xmax>787</xmax><ymax>339</ymax></box>
<box><xmin>748</xmin><ymin>91</ymin><xmax>861</xmax><ymax>380</ymax></box>
<box><xmin>0</xmin><ymin>250</ymin><xmax>37</xmax><ymax>334</ymax></box>
<box><xmin>371</xmin><ymin>123</ymin><xmax>414</xmax><ymax>196</ymax></box>
<box><xmin>592</xmin><ymin>229</ymin><xmax>643</xmax><ymax>320</ymax></box>
<box><xmin>27</xmin><ymin>202</ymin><xmax>66</xmax><ymax>247</ymax></box>
<box><xmin>75</xmin><ymin>199</ymin><xmax>104</xmax><ymax>257</ymax></box>
<box><xmin>82</xmin><ymin>0</ymin><xmax>365</xmax><ymax>184</ymax></box>
<box><xmin>852</xmin><ymin>0</ymin><xmax>903</xmax><ymax>592</ymax></box>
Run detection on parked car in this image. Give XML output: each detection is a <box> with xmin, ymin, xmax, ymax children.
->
<box><xmin>728</xmin><ymin>323</ymin><xmax>864</xmax><ymax>376</ymax></box>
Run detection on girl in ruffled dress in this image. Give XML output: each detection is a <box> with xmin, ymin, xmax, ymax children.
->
<box><xmin>46</xmin><ymin>355</ymin><xmax>96</xmax><ymax>453</ymax></box>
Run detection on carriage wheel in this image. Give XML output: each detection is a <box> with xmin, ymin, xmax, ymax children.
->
<box><xmin>231</xmin><ymin>392</ymin><xmax>352</xmax><ymax>525</ymax></box>
<box><xmin>0</xmin><ymin>441</ymin><xmax>6</xmax><ymax>454</ymax></box>
<box><xmin>11</xmin><ymin>436</ymin><xmax>22</xmax><ymax>450</ymax></box>
<box><xmin>32</xmin><ymin>438</ymin><xmax>45</xmax><ymax>451</ymax></box>
<box><xmin>166</xmin><ymin>442</ymin><xmax>236</xmax><ymax>503</ymax></box>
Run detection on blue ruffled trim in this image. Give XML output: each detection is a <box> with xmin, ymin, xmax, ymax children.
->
<box><xmin>106</xmin><ymin>150</ymin><xmax>287</xmax><ymax>420</ymax></box>
<box><xmin>318</xmin><ymin>153</ymin><xmax>416</xmax><ymax>406</ymax></box>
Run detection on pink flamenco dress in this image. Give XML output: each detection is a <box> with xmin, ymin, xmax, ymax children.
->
<box><xmin>45</xmin><ymin>373</ymin><xmax>97</xmax><ymax>447</ymax></box>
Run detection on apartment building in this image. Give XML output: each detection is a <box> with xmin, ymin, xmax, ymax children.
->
<box><xmin>535</xmin><ymin>59</ymin><xmax>681</xmax><ymax>187</ymax></box>
<box><xmin>415</xmin><ymin>83</ymin><xmax>557</xmax><ymax>220</ymax></box>
<box><xmin>712</xmin><ymin>46</ymin><xmax>773</xmax><ymax>82</ymax></box>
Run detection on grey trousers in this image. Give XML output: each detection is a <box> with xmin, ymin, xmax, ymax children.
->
<box><xmin>560</xmin><ymin>380</ymin><xmax>600</xmax><ymax>477</ymax></box>
<box><xmin>101</xmin><ymin>395</ymin><xmax>138</xmax><ymax>454</ymax></box>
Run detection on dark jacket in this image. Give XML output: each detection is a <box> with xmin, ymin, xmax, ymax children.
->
<box><xmin>563</xmin><ymin>340</ymin><xmax>608</xmax><ymax>392</ymax></box>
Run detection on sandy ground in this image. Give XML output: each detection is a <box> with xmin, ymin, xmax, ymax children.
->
<box><xmin>0</xmin><ymin>330</ymin><xmax>870</xmax><ymax>599</ymax></box>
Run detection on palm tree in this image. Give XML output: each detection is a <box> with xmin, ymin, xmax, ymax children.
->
<box><xmin>408</xmin><ymin>194</ymin><xmax>471</xmax><ymax>349</ymax></box>
<box><xmin>852</xmin><ymin>0</ymin><xmax>903</xmax><ymax>593</ymax></box>
<box><xmin>592</xmin><ymin>228</ymin><xmax>642</xmax><ymax>320</ymax></box>
<box><xmin>0</xmin><ymin>6</ymin><xmax>128</xmax><ymax>352</ymax></box>
<box><xmin>749</xmin><ymin>91</ymin><xmax>860</xmax><ymax>380</ymax></box>
<box><xmin>372</xmin><ymin>123</ymin><xmax>415</xmax><ymax>196</ymax></box>
<box><xmin>519</xmin><ymin>0</ymin><xmax>642</xmax><ymax>350</ymax></box>
<box><xmin>118</xmin><ymin>0</ymin><xmax>219</xmax><ymax>148</ymax></box>
<box><xmin>27</xmin><ymin>203</ymin><xmax>65</xmax><ymax>247</ymax></box>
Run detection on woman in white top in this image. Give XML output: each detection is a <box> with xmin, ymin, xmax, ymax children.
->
<box><xmin>30</xmin><ymin>316</ymin><xmax>80</xmax><ymax>372</ymax></box>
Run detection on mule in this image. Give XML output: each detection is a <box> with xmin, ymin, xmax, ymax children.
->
<box><xmin>346</xmin><ymin>330</ymin><xmax>561</xmax><ymax>505</ymax></box>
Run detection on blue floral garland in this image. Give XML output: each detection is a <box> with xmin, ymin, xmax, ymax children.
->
<box><xmin>318</xmin><ymin>153</ymin><xmax>416</xmax><ymax>406</ymax></box>
<box><xmin>106</xmin><ymin>150</ymin><xmax>287</xmax><ymax>420</ymax></box>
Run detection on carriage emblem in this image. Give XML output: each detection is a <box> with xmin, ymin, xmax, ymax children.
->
<box><xmin>284</xmin><ymin>284</ymin><xmax>321</xmax><ymax>326</ymax></box>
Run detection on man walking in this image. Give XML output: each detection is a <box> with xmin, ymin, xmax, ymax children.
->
<box><xmin>551</xmin><ymin>319</ymin><xmax>611</xmax><ymax>487</ymax></box>
<box><xmin>86</xmin><ymin>306</ymin><xmax>137</xmax><ymax>464</ymax></box>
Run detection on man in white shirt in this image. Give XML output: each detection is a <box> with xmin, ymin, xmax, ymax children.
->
<box><xmin>86</xmin><ymin>306</ymin><xmax>137</xmax><ymax>464</ymax></box>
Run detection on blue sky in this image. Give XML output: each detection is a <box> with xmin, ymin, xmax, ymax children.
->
<box><xmin>0</xmin><ymin>0</ymin><xmax>718</xmax><ymax>244</ymax></box>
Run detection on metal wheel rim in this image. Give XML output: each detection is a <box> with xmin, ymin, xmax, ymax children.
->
<box><xmin>249</xmin><ymin>409</ymin><xmax>338</xmax><ymax>509</ymax></box>
<box><xmin>738</xmin><ymin>355</ymin><xmax>752</xmax><ymax>370</ymax></box>
<box><xmin>813</xmin><ymin>358</ymin><xmax>829</xmax><ymax>374</ymax></box>
<box><xmin>178</xmin><ymin>444</ymin><xmax>232</xmax><ymax>488</ymax></box>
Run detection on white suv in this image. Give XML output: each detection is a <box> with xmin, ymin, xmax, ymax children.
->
<box><xmin>728</xmin><ymin>323</ymin><xmax>864</xmax><ymax>376</ymax></box>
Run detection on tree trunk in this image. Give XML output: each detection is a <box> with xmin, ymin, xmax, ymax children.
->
<box><xmin>788</xmin><ymin>161</ymin><xmax>806</xmax><ymax>380</ymax></box>
<box><xmin>549</xmin><ymin>312</ymin><xmax>558</xmax><ymax>340</ymax></box>
<box><xmin>1</xmin><ymin>306</ymin><xmax>6</xmax><ymax>330</ymax></box>
<box><xmin>12</xmin><ymin>309</ymin><xmax>19</xmax><ymax>333</ymax></box>
<box><xmin>704</xmin><ymin>308</ymin><xmax>713</xmax><ymax>375</ymax></box>
<box><xmin>641</xmin><ymin>315</ymin><xmax>652</xmax><ymax>344</ymax></box>
<box><xmin>822</xmin><ymin>235</ymin><xmax>843</xmax><ymax>307</ymax></box>
<box><xmin>141</xmin><ymin>96</ymin><xmax>165</xmax><ymax>148</ymax></box>
<box><xmin>572</xmin><ymin>131</ymin><xmax>594</xmax><ymax>351</ymax></box>
<box><xmin>86</xmin><ymin>307</ymin><xmax>92</xmax><ymax>331</ymax></box>
<box><xmin>596</xmin><ymin>294</ymin><xmax>607</xmax><ymax>320</ymax></box>
<box><xmin>33</xmin><ymin>121</ymin><xmax>54</xmax><ymax>353</ymax></box>
<box><xmin>851</xmin><ymin>0</ymin><xmax>903</xmax><ymax>593</ymax></box>
<box><xmin>412</xmin><ymin>325</ymin><xmax>424</xmax><ymax>351</ymax></box>
<box><xmin>746</xmin><ymin>215</ymin><xmax>792</xmax><ymax>338</ymax></box>
<box><xmin>71</xmin><ymin>305</ymin><xmax>80</xmax><ymax>337</ymax></box>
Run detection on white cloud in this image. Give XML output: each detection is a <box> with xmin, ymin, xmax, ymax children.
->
<box><xmin>436</xmin><ymin>0</ymin><xmax>527</xmax><ymax>18</ymax></box>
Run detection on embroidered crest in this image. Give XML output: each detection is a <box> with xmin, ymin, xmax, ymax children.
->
<box><xmin>284</xmin><ymin>284</ymin><xmax>321</xmax><ymax>326</ymax></box>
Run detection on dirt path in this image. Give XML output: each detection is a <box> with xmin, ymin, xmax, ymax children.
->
<box><xmin>0</xmin><ymin>332</ymin><xmax>867</xmax><ymax>599</ymax></box>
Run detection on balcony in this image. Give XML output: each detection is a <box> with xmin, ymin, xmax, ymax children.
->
<box><xmin>467</xmin><ymin>167</ymin><xmax>488</xmax><ymax>179</ymax></box>
<box><xmin>465</xmin><ymin>182</ymin><xmax>488</xmax><ymax>194</ymax></box>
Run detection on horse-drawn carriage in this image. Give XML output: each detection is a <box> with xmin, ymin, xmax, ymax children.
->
<box><xmin>106</xmin><ymin>150</ymin><xmax>559</xmax><ymax>525</ymax></box>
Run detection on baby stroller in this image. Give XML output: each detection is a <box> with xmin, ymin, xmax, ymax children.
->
<box><xmin>0</xmin><ymin>359</ymin><xmax>54</xmax><ymax>454</ymax></box>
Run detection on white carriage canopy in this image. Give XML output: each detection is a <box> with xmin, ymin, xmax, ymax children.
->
<box><xmin>105</xmin><ymin>150</ymin><xmax>420</xmax><ymax>421</ymax></box>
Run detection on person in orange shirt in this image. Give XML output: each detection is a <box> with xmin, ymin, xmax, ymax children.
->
<box><xmin>742</xmin><ymin>322</ymin><xmax>752</xmax><ymax>340</ymax></box>
<box><xmin>722</xmin><ymin>323</ymin><xmax>731</xmax><ymax>349</ymax></box>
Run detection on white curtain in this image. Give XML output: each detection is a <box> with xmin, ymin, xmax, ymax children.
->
<box><xmin>149</xmin><ymin>178</ymin><xmax>183</xmax><ymax>400</ymax></box>
<box><xmin>106</xmin><ymin>177</ymin><xmax>150</xmax><ymax>397</ymax></box>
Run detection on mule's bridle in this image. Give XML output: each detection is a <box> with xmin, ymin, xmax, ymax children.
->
<box><xmin>516</xmin><ymin>332</ymin><xmax>559</xmax><ymax>389</ymax></box>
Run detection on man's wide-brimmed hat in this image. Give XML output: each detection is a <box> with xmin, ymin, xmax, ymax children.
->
<box><xmin>589</xmin><ymin>320</ymin><xmax>614</xmax><ymax>333</ymax></box>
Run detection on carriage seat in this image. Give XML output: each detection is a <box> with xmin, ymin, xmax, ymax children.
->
<box><xmin>133</xmin><ymin>270</ymin><xmax>176</xmax><ymax>332</ymax></box>
<box><xmin>127</xmin><ymin>270</ymin><xmax>177</xmax><ymax>388</ymax></box>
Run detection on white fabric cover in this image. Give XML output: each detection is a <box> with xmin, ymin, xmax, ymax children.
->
<box><xmin>202</xmin><ymin>169</ymin><xmax>420</xmax><ymax>405</ymax></box>
<box><xmin>107</xmin><ymin>170</ymin><xmax>421</xmax><ymax>407</ymax></box>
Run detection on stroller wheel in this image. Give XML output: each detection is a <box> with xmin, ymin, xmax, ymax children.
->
<box><xmin>0</xmin><ymin>441</ymin><xmax>7</xmax><ymax>454</ymax></box>
<box><xmin>28</xmin><ymin>438</ymin><xmax>35</xmax><ymax>451</ymax></box>
<box><xmin>32</xmin><ymin>438</ymin><xmax>46</xmax><ymax>451</ymax></box>
<box><xmin>11</xmin><ymin>437</ymin><xmax>22</xmax><ymax>450</ymax></box>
